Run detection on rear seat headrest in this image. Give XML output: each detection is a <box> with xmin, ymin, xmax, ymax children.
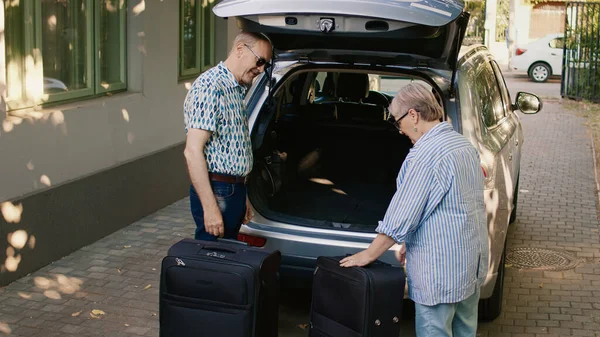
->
<box><xmin>336</xmin><ymin>73</ymin><xmax>369</xmax><ymax>101</ymax></box>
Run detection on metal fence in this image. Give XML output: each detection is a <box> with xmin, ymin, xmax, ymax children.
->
<box><xmin>562</xmin><ymin>2</ymin><xmax>600</xmax><ymax>102</ymax></box>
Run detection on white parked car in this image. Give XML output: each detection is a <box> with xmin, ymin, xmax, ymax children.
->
<box><xmin>510</xmin><ymin>33</ymin><xmax>564</xmax><ymax>82</ymax></box>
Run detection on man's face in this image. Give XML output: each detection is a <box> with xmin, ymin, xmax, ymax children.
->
<box><xmin>388</xmin><ymin>98</ymin><xmax>410</xmax><ymax>136</ymax></box>
<box><xmin>239</xmin><ymin>40</ymin><xmax>272</xmax><ymax>86</ymax></box>
<box><xmin>389</xmin><ymin>97</ymin><xmax>422</xmax><ymax>143</ymax></box>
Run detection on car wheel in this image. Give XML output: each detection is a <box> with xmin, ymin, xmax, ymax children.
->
<box><xmin>478</xmin><ymin>242</ymin><xmax>506</xmax><ymax>322</ymax></box>
<box><xmin>529</xmin><ymin>62</ymin><xmax>551</xmax><ymax>82</ymax></box>
<box><xmin>509</xmin><ymin>174</ymin><xmax>519</xmax><ymax>224</ymax></box>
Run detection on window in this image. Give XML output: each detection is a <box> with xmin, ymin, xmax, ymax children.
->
<box><xmin>5</xmin><ymin>0</ymin><xmax>127</xmax><ymax>110</ymax></box>
<box><xmin>490</xmin><ymin>61</ymin><xmax>512</xmax><ymax>116</ymax></box>
<box><xmin>179</xmin><ymin>0</ymin><xmax>215</xmax><ymax>80</ymax></box>
<box><xmin>474</xmin><ymin>62</ymin><xmax>505</xmax><ymax>128</ymax></box>
<box><xmin>549</xmin><ymin>37</ymin><xmax>564</xmax><ymax>49</ymax></box>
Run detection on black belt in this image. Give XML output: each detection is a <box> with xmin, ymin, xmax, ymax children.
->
<box><xmin>209</xmin><ymin>172</ymin><xmax>247</xmax><ymax>184</ymax></box>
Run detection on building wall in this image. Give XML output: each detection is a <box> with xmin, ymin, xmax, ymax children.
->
<box><xmin>0</xmin><ymin>0</ymin><xmax>231</xmax><ymax>286</ymax></box>
<box><xmin>529</xmin><ymin>2</ymin><xmax>565</xmax><ymax>41</ymax></box>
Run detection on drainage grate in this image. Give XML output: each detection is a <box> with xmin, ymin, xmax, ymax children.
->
<box><xmin>505</xmin><ymin>248</ymin><xmax>580</xmax><ymax>271</ymax></box>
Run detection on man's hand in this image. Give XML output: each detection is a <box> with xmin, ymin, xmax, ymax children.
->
<box><xmin>395</xmin><ymin>243</ymin><xmax>406</xmax><ymax>266</ymax></box>
<box><xmin>204</xmin><ymin>205</ymin><xmax>225</xmax><ymax>237</ymax></box>
<box><xmin>242</xmin><ymin>197</ymin><xmax>254</xmax><ymax>224</ymax></box>
<box><xmin>340</xmin><ymin>250</ymin><xmax>376</xmax><ymax>268</ymax></box>
<box><xmin>339</xmin><ymin>234</ymin><xmax>396</xmax><ymax>268</ymax></box>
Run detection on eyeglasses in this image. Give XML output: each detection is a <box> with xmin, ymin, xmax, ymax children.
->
<box><xmin>386</xmin><ymin>107</ymin><xmax>409</xmax><ymax>131</ymax></box>
<box><xmin>244</xmin><ymin>44</ymin><xmax>271</xmax><ymax>70</ymax></box>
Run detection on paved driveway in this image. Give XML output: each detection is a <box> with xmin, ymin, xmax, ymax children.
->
<box><xmin>502</xmin><ymin>71</ymin><xmax>562</xmax><ymax>100</ymax></box>
<box><xmin>1</xmin><ymin>77</ymin><xmax>599</xmax><ymax>337</ymax></box>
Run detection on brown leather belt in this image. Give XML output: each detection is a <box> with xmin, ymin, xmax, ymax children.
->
<box><xmin>209</xmin><ymin>172</ymin><xmax>247</xmax><ymax>184</ymax></box>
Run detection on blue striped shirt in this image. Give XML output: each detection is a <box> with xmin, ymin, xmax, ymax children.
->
<box><xmin>376</xmin><ymin>122</ymin><xmax>489</xmax><ymax>306</ymax></box>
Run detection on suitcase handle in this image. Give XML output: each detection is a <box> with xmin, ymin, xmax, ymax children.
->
<box><xmin>341</xmin><ymin>254</ymin><xmax>390</xmax><ymax>267</ymax></box>
<box><xmin>217</xmin><ymin>238</ymin><xmax>248</xmax><ymax>246</ymax></box>
<box><xmin>202</xmin><ymin>246</ymin><xmax>238</xmax><ymax>254</ymax></box>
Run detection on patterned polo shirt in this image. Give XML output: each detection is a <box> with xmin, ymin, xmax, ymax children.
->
<box><xmin>183</xmin><ymin>62</ymin><xmax>253</xmax><ymax>177</ymax></box>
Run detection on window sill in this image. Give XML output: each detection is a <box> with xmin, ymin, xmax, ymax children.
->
<box><xmin>6</xmin><ymin>90</ymin><xmax>143</xmax><ymax>119</ymax></box>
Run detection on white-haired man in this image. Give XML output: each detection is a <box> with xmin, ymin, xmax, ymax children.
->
<box><xmin>183</xmin><ymin>32</ymin><xmax>273</xmax><ymax>241</ymax></box>
<box><xmin>341</xmin><ymin>82</ymin><xmax>489</xmax><ymax>337</ymax></box>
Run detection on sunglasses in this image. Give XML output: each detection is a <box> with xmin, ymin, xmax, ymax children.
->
<box><xmin>386</xmin><ymin>107</ymin><xmax>409</xmax><ymax>131</ymax></box>
<box><xmin>244</xmin><ymin>44</ymin><xmax>271</xmax><ymax>70</ymax></box>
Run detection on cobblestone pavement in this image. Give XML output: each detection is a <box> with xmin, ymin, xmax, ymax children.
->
<box><xmin>0</xmin><ymin>100</ymin><xmax>599</xmax><ymax>337</ymax></box>
<box><xmin>476</xmin><ymin>100</ymin><xmax>600</xmax><ymax>337</ymax></box>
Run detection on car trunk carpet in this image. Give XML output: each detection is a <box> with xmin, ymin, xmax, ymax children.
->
<box><xmin>268</xmin><ymin>179</ymin><xmax>395</xmax><ymax>227</ymax></box>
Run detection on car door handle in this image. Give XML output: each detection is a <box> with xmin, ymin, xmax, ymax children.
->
<box><xmin>551</xmin><ymin>53</ymin><xmax>558</xmax><ymax>56</ymax></box>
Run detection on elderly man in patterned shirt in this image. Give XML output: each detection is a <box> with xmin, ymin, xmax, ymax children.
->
<box><xmin>183</xmin><ymin>32</ymin><xmax>272</xmax><ymax>241</ymax></box>
<box><xmin>341</xmin><ymin>83</ymin><xmax>489</xmax><ymax>337</ymax></box>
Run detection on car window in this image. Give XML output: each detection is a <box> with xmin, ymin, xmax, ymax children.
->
<box><xmin>474</xmin><ymin>62</ymin><xmax>505</xmax><ymax>128</ymax></box>
<box><xmin>313</xmin><ymin>72</ymin><xmax>337</xmax><ymax>103</ymax></box>
<box><xmin>314</xmin><ymin>72</ymin><xmax>327</xmax><ymax>96</ymax></box>
<box><xmin>376</xmin><ymin>76</ymin><xmax>432</xmax><ymax>96</ymax></box>
<box><xmin>549</xmin><ymin>37</ymin><xmax>564</xmax><ymax>49</ymax></box>
<box><xmin>490</xmin><ymin>61</ymin><xmax>512</xmax><ymax>116</ymax></box>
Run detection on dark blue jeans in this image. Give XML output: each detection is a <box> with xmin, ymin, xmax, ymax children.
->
<box><xmin>190</xmin><ymin>181</ymin><xmax>247</xmax><ymax>241</ymax></box>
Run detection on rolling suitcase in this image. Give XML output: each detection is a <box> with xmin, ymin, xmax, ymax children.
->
<box><xmin>159</xmin><ymin>238</ymin><xmax>281</xmax><ymax>337</ymax></box>
<box><xmin>309</xmin><ymin>256</ymin><xmax>406</xmax><ymax>337</ymax></box>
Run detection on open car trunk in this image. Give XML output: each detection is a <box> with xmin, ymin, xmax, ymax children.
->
<box><xmin>248</xmin><ymin>71</ymin><xmax>416</xmax><ymax>231</ymax></box>
<box><xmin>214</xmin><ymin>0</ymin><xmax>468</xmax><ymax>230</ymax></box>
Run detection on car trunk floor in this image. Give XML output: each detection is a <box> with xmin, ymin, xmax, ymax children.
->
<box><xmin>268</xmin><ymin>178</ymin><xmax>396</xmax><ymax>228</ymax></box>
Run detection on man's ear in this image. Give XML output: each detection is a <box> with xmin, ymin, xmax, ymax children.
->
<box><xmin>235</xmin><ymin>43</ymin><xmax>244</xmax><ymax>57</ymax></box>
<box><xmin>409</xmin><ymin>108</ymin><xmax>419</xmax><ymax>123</ymax></box>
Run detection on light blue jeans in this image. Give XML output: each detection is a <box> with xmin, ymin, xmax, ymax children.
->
<box><xmin>415</xmin><ymin>287</ymin><xmax>480</xmax><ymax>337</ymax></box>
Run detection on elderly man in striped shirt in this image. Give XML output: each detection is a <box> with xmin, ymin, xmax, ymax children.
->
<box><xmin>341</xmin><ymin>82</ymin><xmax>489</xmax><ymax>337</ymax></box>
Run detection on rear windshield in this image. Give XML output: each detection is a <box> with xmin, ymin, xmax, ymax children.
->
<box><xmin>279</xmin><ymin>70</ymin><xmax>436</xmax><ymax>110</ymax></box>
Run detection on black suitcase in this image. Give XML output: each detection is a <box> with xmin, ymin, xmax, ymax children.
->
<box><xmin>159</xmin><ymin>238</ymin><xmax>281</xmax><ymax>337</ymax></box>
<box><xmin>309</xmin><ymin>256</ymin><xmax>406</xmax><ymax>337</ymax></box>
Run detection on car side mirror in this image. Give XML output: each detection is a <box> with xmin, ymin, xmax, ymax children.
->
<box><xmin>514</xmin><ymin>92</ymin><xmax>542</xmax><ymax>114</ymax></box>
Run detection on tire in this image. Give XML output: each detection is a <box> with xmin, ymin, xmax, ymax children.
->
<box><xmin>478</xmin><ymin>242</ymin><xmax>506</xmax><ymax>322</ymax></box>
<box><xmin>529</xmin><ymin>62</ymin><xmax>551</xmax><ymax>83</ymax></box>
<box><xmin>509</xmin><ymin>174</ymin><xmax>519</xmax><ymax>224</ymax></box>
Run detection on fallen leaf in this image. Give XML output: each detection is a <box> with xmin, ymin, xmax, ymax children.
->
<box><xmin>539</xmin><ymin>283</ymin><xmax>544</xmax><ymax>288</ymax></box>
<box><xmin>152</xmin><ymin>313</ymin><xmax>157</xmax><ymax>316</ymax></box>
<box><xmin>72</xmin><ymin>311</ymin><xmax>82</xmax><ymax>317</ymax></box>
<box><xmin>117</xmin><ymin>268</ymin><xmax>122</xmax><ymax>273</ymax></box>
<box><xmin>143</xmin><ymin>284</ymin><xmax>152</xmax><ymax>290</ymax></box>
<box><xmin>152</xmin><ymin>268</ymin><xmax>156</xmax><ymax>271</ymax></box>
<box><xmin>92</xmin><ymin>309</ymin><xmax>105</xmax><ymax>316</ymax></box>
<box><xmin>124</xmin><ymin>245</ymin><xmax>131</xmax><ymax>248</ymax></box>
<box><xmin>297</xmin><ymin>324</ymin><xmax>308</xmax><ymax>330</ymax></box>
<box><xmin>90</xmin><ymin>313</ymin><xmax>101</xmax><ymax>319</ymax></box>
<box><xmin>125</xmin><ymin>324</ymin><xmax>130</xmax><ymax>327</ymax></box>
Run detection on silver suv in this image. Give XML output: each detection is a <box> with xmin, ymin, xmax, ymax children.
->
<box><xmin>214</xmin><ymin>0</ymin><xmax>541</xmax><ymax>321</ymax></box>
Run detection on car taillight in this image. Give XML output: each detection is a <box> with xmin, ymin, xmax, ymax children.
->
<box><xmin>237</xmin><ymin>233</ymin><xmax>267</xmax><ymax>247</ymax></box>
<box><xmin>516</xmin><ymin>48</ymin><xmax>527</xmax><ymax>56</ymax></box>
